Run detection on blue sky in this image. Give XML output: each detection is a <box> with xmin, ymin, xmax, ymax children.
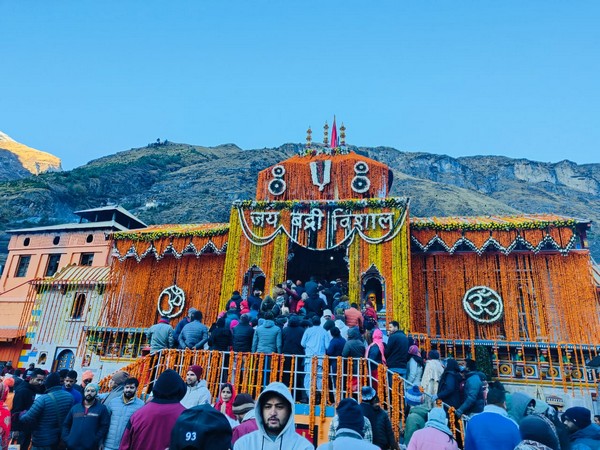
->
<box><xmin>1</xmin><ymin>1</ymin><xmax>599</xmax><ymax>170</ymax></box>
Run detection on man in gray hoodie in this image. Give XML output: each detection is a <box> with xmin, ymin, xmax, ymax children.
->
<box><xmin>252</xmin><ymin>312</ymin><xmax>282</xmax><ymax>353</ymax></box>
<box><xmin>179</xmin><ymin>310</ymin><xmax>209</xmax><ymax>350</ymax></box>
<box><xmin>233</xmin><ymin>382</ymin><xmax>312</xmax><ymax>450</ymax></box>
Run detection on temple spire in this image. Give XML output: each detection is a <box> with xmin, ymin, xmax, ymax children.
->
<box><xmin>330</xmin><ymin>115</ymin><xmax>339</xmax><ymax>148</ymax></box>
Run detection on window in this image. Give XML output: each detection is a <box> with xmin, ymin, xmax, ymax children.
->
<box><xmin>86</xmin><ymin>234</ymin><xmax>94</xmax><ymax>243</ymax></box>
<box><xmin>15</xmin><ymin>255</ymin><xmax>31</xmax><ymax>277</ymax></box>
<box><xmin>53</xmin><ymin>236</ymin><xmax>60</xmax><ymax>245</ymax></box>
<box><xmin>23</xmin><ymin>237</ymin><xmax>30</xmax><ymax>247</ymax></box>
<box><xmin>45</xmin><ymin>254</ymin><xmax>61</xmax><ymax>277</ymax></box>
<box><xmin>80</xmin><ymin>253</ymin><xmax>94</xmax><ymax>266</ymax></box>
<box><xmin>71</xmin><ymin>293</ymin><xmax>87</xmax><ymax>319</ymax></box>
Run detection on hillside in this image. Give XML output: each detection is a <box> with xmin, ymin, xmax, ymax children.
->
<box><xmin>0</xmin><ymin>131</ymin><xmax>62</xmax><ymax>179</ymax></box>
<box><xmin>0</xmin><ymin>141</ymin><xmax>598</xmax><ymax>266</ymax></box>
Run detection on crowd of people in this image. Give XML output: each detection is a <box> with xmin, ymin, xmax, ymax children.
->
<box><xmin>1</xmin><ymin>276</ymin><xmax>599</xmax><ymax>449</ymax></box>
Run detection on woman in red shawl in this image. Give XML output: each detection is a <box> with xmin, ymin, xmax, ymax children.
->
<box><xmin>0</xmin><ymin>380</ymin><xmax>10</xmax><ymax>450</ymax></box>
<box><xmin>365</xmin><ymin>328</ymin><xmax>387</xmax><ymax>389</ymax></box>
<box><xmin>214</xmin><ymin>382</ymin><xmax>237</xmax><ymax>420</ymax></box>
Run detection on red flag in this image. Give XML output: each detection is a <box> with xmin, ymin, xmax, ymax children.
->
<box><xmin>330</xmin><ymin>116</ymin><xmax>339</xmax><ymax>148</ymax></box>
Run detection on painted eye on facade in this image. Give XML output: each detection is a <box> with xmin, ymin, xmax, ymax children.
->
<box><xmin>354</xmin><ymin>161</ymin><xmax>369</xmax><ymax>174</ymax></box>
<box><xmin>272</xmin><ymin>165</ymin><xmax>286</xmax><ymax>177</ymax></box>
<box><xmin>268</xmin><ymin>178</ymin><xmax>287</xmax><ymax>196</ymax></box>
<box><xmin>352</xmin><ymin>176</ymin><xmax>370</xmax><ymax>193</ymax></box>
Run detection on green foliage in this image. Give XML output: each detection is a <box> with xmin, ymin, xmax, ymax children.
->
<box><xmin>475</xmin><ymin>345</ymin><xmax>494</xmax><ymax>380</ymax></box>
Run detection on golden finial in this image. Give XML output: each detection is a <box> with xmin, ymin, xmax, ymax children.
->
<box><xmin>323</xmin><ymin>121</ymin><xmax>329</xmax><ymax>146</ymax></box>
<box><xmin>306</xmin><ymin>126</ymin><xmax>312</xmax><ymax>147</ymax></box>
<box><xmin>340</xmin><ymin>122</ymin><xmax>346</xmax><ymax>146</ymax></box>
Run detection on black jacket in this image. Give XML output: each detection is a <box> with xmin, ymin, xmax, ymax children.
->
<box><xmin>11</xmin><ymin>381</ymin><xmax>39</xmax><ymax>430</ymax></box>
<box><xmin>62</xmin><ymin>399</ymin><xmax>110</xmax><ymax>450</ymax></box>
<box><xmin>437</xmin><ymin>371</ymin><xmax>462</xmax><ymax>408</ymax></box>
<box><xmin>361</xmin><ymin>403</ymin><xmax>396</xmax><ymax>449</ymax></box>
<box><xmin>385</xmin><ymin>330</ymin><xmax>409</xmax><ymax>369</ymax></box>
<box><xmin>232</xmin><ymin>323</ymin><xmax>255</xmax><ymax>352</ymax></box>
<box><xmin>209</xmin><ymin>327</ymin><xmax>232</xmax><ymax>351</ymax></box>
<box><xmin>282</xmin><ymin>318</ymin><xmax>305</xmax><ymax>355</ymax></box>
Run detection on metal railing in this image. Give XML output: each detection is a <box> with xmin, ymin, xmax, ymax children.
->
<box><xmin>103</xmin><ymin>349</ymin><xmax>466</xmax><ymax>445</ymax></box>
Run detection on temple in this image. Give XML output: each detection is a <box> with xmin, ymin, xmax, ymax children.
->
<box><xmin>10</xmin><ymin>121</ymin><xmax>600</xmax><ymax>415</ymax></box>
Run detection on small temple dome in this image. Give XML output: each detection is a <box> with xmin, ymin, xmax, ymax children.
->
<box><xmin>256</xmin><ymin>151</ymin><xmax>393</xmax><ymax>201</ymax></box>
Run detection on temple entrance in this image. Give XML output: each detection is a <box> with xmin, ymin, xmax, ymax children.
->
<box><xmin>241</xmin><ymin>265</ymin><xmax>266</xmax><ymax>298</ymax></box>
<box><xmin>361</xmin><ymin>265</ymin><xmax>386</xmax><ymax>312</ymax></box>
<box><xmin>286</xmin><ymin>243</ymin><xmax>348</xmax><ymax>283</ymax></box>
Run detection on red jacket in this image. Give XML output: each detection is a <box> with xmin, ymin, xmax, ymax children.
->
<box><xmin>119</xmin><ymin>401</ymin><xmax>185</xmax><ymax>450</ymax></box>
<box><xmin>344</xmin><ymin>307</ymin><xmax>364</xmax><ymax>329</ymax></box>
<box><xmin>231</xmin><ymin>417</ymin><xmax>258</xmax><ymax>446</ymax></box>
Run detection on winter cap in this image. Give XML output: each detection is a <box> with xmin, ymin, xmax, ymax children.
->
<box><xmin>428</xmin><ymin>407</ymin><xmax>448</xmax><ymax>425</ymax></box>
<box><xmin>427</xmin><ymin>349</ymin><xmax>440</xmax><ymax>360</ymax></box>
<box><xmin>563</xmin><ymin>406</ymin><xmax>592</xmax><ymax>429</ymax></box>
<box><xmin>361</xmin><ymin>386</ymin><xmax>377</xmax><ymax>401</ymax></box>
<box><xmin>405</xmin><ymin>385</ymin><xmax>424</xmax><ymax>406</ymax></box>
<box><xmin>111</xmin><ymin>371</ymin><xmax>129</xmax><ymax>386</ymax></box>
<box><xmin>425</xmin><ymin>407</ymin><xmax>453</xmax><ymax>437</ymax></box>
<box><xmin>45</xmin><ymin>372</ymin><xmax>61</xmax><ymax>389</ymax></box>
<box><xmin>152</xmin><ymin>369</ymin><xmax>186</xmax><ymax>402</ymax></box>
<box><xmin>408</xmin><ymin>345</ymin><xmax>421</xmax><ymax>357</ymax></box>
<box><xmin>85</xmin><ymin>383</ymin><xmax>100</xmax><ymax>393</ymax></box>
<box><xmin>82</xmin><ymin>370</ymin><xmax>94</xmax><ymax>382</ymax></box>
<box><xmin>170</xmin><ymin>403</ymin><xmax>232</xmax><ymax>450</ymax></box>
<box><xmin>188</xmin><ymin>365</ymin><xmax>204</xmax><ymax>379</ymax></box>
<box><xmin>520</xmin><ymin>414</ymin><xmax>561</xmax><ymax>450</ymax></box>
<box><xmin>322</xmin><ymin>309</ymin><xmax>333</xmax><ymax>318</ymax></box>
<box><xmin>232</xmin><ymin>393</ymin><xmax>255</xmax><ymax>415</ymax></box>
<box><xmin>336</xmin><ymin>398</ymin><xmax>364</xmax><ymax>436</ymax></box>
<box><xmin>188</xmin><ymin>307</ymin><xmax>198</xmax><ymax>314</ymax></box>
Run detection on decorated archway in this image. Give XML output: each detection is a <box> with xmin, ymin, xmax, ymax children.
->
<box><xmin>286</xmin><ymin>242</ymin><xmax>348</xmax><ymax>284</ymax></box>
<box><xmin>361</xmin><ymin>264</ymin><xmax>386</xmax><ymax>312</ymax></box>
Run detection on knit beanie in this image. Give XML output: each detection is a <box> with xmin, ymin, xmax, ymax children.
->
<box><xmin>188</xmin><ymin>307</ymin><xmax>198</xmax><ymax>315</ymax></box>
<box><xmin>188</xmin><ymin>365</ymin><xmax>203</xmax><ymax>379</ymax></box>
<box><xmin>86</xmin><ymin>383</ymin><xmax>100</xmax><ymax>393</ymax></box>
<box><xmin>111</xmin><ymin>371</ymin><xmax>129</xmax><ymax>386</ymax></box>
<box><xmin>405</xmin><ymin>385</ymin><xmax>424</xmax><ymax>406</ymax></box>
<box><xmin>361</xmin><ymin>386</ymin><xmax>376</xmax><ymax>401</ymax></box>
<box><xmin>428</xmin><ymin>349</ymin><xmax>440</xmax><ymax>360</ymax></box>
<box><xmin>152</xmin><ymin>369</ymin><xmax>186</xmax><ymax>403</ymax></box>
<box><xmin>336</xmin><ymin>398</ymin><xmax>364</xmax><ymax>436</ymax></box>
<box><xmin>563</xmin><ymin>406</ymin><xmax>592</xmax><ymax>429</ymax></box>
<box><xmin>408</xmin><ymin>345</ymin><xmax>420</xmax><ymax>357</ymax></box>
<box><xmin>520</xmin><ymin>414</ymin><xmax>561</xmax><ymax>450</ymax></box>
<box><xmin>232</xmin><ymin>393</ymin><xmax>255</xmax><ymax>415</ymax></box>
<box><xmin>45</xmin><ymin>372</ymin><xmax>61</xmax><ymax>389</ymax></box>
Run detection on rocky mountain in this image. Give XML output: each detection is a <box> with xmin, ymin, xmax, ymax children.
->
<box><xmin>0</xmin><ymin>131</ymin><xmax>62</xmax><ymax>180</ymax></box>
<box><xmin>0</xmin><ymin>141</ymin><xmax>598</xmax><ymax>266</ymax></box>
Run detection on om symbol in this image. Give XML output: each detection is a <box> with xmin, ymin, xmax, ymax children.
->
<box><xmin>157</xmin><ymin>285</ymin><xmax>186</xmax><ymax>318</ymax></box>
<box><xmin>462</xmin><ymin>286</ymin><xmax>504</xmax><ymax>324</ymax></box>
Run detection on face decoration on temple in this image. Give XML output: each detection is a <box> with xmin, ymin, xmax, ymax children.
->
<box><xmin>268</xmin><ymin>165</ymin><xmax>287</xmax><ymax>196</ymax></box>
<box><xmin>462</xmin><ymin>285</ymin><xmax>504</xmax><ymax>323</ymax></box>
<box><xmin>157</xmin><ymin>284</ymin><xmax>186</xmax><ymax>318</ymax></box>
<box><xmin>352</xmin><ymin>161</ymin><xmax>371</xmax><ymax>194</ymax></box>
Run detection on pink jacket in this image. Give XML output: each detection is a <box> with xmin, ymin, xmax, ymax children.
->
<box><xmin>407</xmin><ymin>426</ymin><xmax>459</xmax><ymax>450</ymax></box>
<box><xmin>231</xmin><ymin>417</ymin><xmax>258</xmax><ymax>446</ymax></box>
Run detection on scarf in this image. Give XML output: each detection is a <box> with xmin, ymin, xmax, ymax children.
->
<box><xmin>214</xmin><ymin>384</ymin><xmax>237</xmax><ymax>420</ymax></box>
<box><xmin>365</xmin><ymin>329</ymin><xmax>386</xmax><ymax>365</ymax></box>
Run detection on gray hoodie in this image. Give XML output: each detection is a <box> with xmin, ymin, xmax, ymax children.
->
<box><xmin>233</xmin><ymin>382</ymin><xmax>312</xmax><ymax>450</ymax></box>
<box><xmin>252</xmin><ymin>320</ymin><xmax>282</xmax><ymax>353</ymax></box>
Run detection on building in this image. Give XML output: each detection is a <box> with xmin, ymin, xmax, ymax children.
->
<box><xmin>0</xmin><ymin>206</ymin><xmax>146</xmax><ymax>365</ymax></box>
